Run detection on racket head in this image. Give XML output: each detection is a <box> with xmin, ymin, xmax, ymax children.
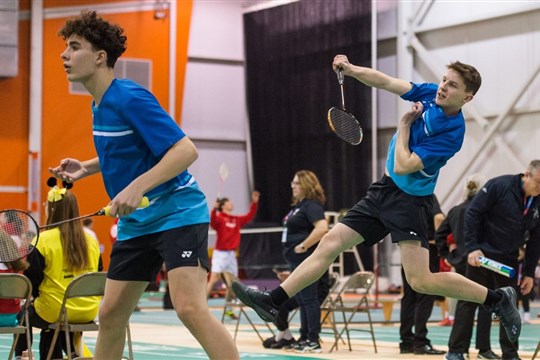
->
<box><xmin>327</xmin><ymin>107</ymin><xmax>363</xmax><ymax>145</ymax></box>
<box><xmin>0</xmin><ymin>209</ymin><xmax>39</xmax><ymax>263</ymax></box>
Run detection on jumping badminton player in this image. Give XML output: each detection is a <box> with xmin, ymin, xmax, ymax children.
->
<box><xmin>233</xmin><ymin>55</ymin><xmax>523</xmax><ymax>345</ymax></box>
<box><xmin>50</xmin><ymin>10</ymin><xmax>238</xmax><ymax>359</ymax></box>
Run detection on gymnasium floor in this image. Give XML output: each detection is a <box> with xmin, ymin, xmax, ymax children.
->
<box><xmin>1</xmin><ymin>292</ymin><xmax>538</xmax><ymax>360</ymax></box>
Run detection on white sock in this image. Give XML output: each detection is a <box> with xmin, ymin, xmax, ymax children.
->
<box><xmin>282</xmin><ymin>329</ymin><xmax>293</xmax><ymax>340</ymax></box>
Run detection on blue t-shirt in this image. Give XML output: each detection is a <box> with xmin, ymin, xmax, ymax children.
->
<box><xmin>92</xmin><ymin>79</ymin><xmax>209</xmax><ymax>240</ymax></box>
<box><xmin>386</xmin><ymin>82</ymin><xmax>466</xmax><ymax>196</ymax></box>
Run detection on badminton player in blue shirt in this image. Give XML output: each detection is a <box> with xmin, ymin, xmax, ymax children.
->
<box><xmin>50</xmin><ymin>10</ymin><xmax>238</xmax><ymax>360</ymax></box>
<box><xmin>233</xmin><ymin>54</ymin><xmax>522</xmax><ymax>346</ymax></box>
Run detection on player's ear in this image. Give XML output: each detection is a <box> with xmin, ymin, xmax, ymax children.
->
<box><xmin>463</xmin><ymin>93</ymin><xmax>474</xmax><ymax>104</ymax></box>
<box><xmin>96</xmin><ymin>49</ymin><xmax>107</xmax><ymax>66</ymax></box>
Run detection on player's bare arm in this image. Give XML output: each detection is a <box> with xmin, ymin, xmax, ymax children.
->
<box><xmin>109</xmin><ymin>137</ymin><xmax>197</xmax><ymax>216</ymax></box>
<box><xmin>332</xmin><ymin>54</ymin><xmax>412</xmax><ymax>96</ymax></box>
<box><xmin>394</xmin><ymin>102</ymin><xmax>424</xmax><ymax>175</ymax></box>
<box><xmin>48</xmin><ymin>157</ymin><xmax>101</xmax><ymax>182</ymax></box>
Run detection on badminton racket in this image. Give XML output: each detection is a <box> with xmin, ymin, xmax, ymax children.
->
<box><xmin>327</xmin><ymin>67</ymin><xmax>363</xmax><ymax>145</ymax></box>
<box><xmin>0</xmin><ymin>197</ymin><xmax>149</xmax><ymax>263</ymax></box>
<box><xmin>478</xmin><ymin>256</ymin><xmax>515</xmax><ymax>278</ymax></box>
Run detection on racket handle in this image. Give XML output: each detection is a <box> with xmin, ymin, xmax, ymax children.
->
<box><xmin>336</xmin><ymin>67</ymin><xmax>344</xmax><ymax>85</ymax></box>
<box><xmin>478</xmin><ymin>256</ymin><xmax>515</xmax><ymax>278</ymax></box>
<box><xmin>102</xmin><ymin>197</ymin><xmax>150</xmax><ymax>217</ymax></box>
<box><xmin>337</xmin><ymin>67</ymin><xmax>343</xmax><ymax>85</ymax></box>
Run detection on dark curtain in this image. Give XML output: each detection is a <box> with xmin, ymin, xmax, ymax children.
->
<box><xmin>244</xmin><ymin>0</ymin><xmax>373</xmax><ymax>223</ymax></box>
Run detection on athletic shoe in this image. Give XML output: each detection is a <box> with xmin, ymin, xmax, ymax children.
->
<box><xmin>523</xmin><ymin>312</ymin><xmax>531</xmax><ymax>324</ymax></box>
<box><xmin>294</xmin><ymin>340</ymin><xmax>321</xmax><ymax>353</ymax></box>
<box><xmin>262</xmin><ymin>336</ymin><xmax>277</xmax><ymax>349</ymax></box>
<box><xmin>438</xmin><ymin>317</ymin><xmax>454</xmax><ymax>326</ymax></box>
<box><xmin>285</xmin><ymin>340</ymin><xmax>305</xmax><ymax>352</ymax></box>
<box><xmin>490</xmin><ymin>287</ymin><xmax>521</xmax><ymax>342</ymax></box>
<box><xmin>270</xmin><ymin>337</ymin><xmax>296</xmax><ymax>349</ymax></box>
<box><xmin>477</xmin><ymin>349</ymin><xmax>501</xmax><ymax>359</ymax></box>
<box><xmin>414</xmin><ymin>344</ymin><xmax>446</xmax><ymax>355</ymax></box>
<box><xmin>231</xmin><ymin>281</ymin><xmax>279</xmax><ymax>322</ymax></box>
<box><xmin>445</xmin><ymin>352</ymin><xmax>468</xmax><ymax>360</ymax></box>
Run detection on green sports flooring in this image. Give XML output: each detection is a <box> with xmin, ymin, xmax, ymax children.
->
<box><xmin>1</xmin><ymin>292</ymin><xmax>538</xmax><ymax>359</ymax></box>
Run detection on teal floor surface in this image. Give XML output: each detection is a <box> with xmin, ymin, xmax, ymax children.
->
<box><xmin>1</xmin><ymin>292</ymin><xmax>538</xmax><ymax>359</ymax></box>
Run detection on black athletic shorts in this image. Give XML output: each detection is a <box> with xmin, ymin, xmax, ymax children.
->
<box><xmin>340</xmin><ymin>175</ymin><xmax>432</xmax><ymax>249</ymax></box>
<box><xmin>108</xmin><ymin>223</ymin><xmax>210</xmax><ymax>282</ymax></box>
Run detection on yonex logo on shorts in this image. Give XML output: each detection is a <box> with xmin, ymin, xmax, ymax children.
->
<box><xmin>409</xmin><ymin>231</ymin><xmax>417</xmax><ymax>236</ymax></box>
<box><xmin>181</xmin><ymin>251</ymin><xmax>192</xmax><ymax>258</ymax></box>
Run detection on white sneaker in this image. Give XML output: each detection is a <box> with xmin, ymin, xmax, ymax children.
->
<box><xmin>523</xmin><ymin>312</ymin><xmax>531</xmax><ymax>324</ymax></box>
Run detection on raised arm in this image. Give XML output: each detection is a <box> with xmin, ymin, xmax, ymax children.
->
<box><xmin>333</xmin><ymin>54</ymin><xmax>412</xmax><ymax>96</ymax></box>
<box><xmin>394</xmin><ymin>102</ymin><xmax>424</xmax><ymax>175</ymax></box>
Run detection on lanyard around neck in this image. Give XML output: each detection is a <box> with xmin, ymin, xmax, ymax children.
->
<box><xmin>523</xmin><ymin>195</ymin><xmax>533</xmax><ymax>216</ymax></box>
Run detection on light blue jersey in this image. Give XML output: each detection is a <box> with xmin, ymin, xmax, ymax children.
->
<box><xmin>386</xmin><ymin>82</ymin><xmax>466</xmax><ymax>196</ymax></box>
<box><xmin>92</xmin><ymin>79</ymin><xmax>209</xmax><ymax>240</ymax></box>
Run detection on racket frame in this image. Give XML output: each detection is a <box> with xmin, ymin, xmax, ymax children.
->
<box><xmin>327</xmin><ymin>106</ymin><xmax>363</xmax><ymax>145</ymax></box>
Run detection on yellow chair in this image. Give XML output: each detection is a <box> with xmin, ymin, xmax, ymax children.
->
<box><xmin>46</xmin><ymin>272</ymin><xmax>133</xmax><ymax>360</ymax></box>
<box><xmin>0</xmin><ymin>273</ymin><xmax>33</xmax><ymax>360</ymax></box>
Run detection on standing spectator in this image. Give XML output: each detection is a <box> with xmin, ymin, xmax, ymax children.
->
<box><xmin>281</xmin><ymin>170</ymin><xmax>328</xmax><ymax>353</ymax></box>
<box><xmin>436</xmin><ymin>174</ymin><xmax>497</xmax><ymax>359</ymax></box>
<box><xmin>445</xmin><ymin>160</ymin><xmax>540</xmax><ymax>360</ymax></box>
<box><xmin>207</xmin><ymin>191</ymin><xmax>260</xmax><ymax>299</ymax></box>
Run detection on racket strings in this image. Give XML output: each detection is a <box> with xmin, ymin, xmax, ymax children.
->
<box><xmin>0</xmin><ymin>210</ymin><xmax>38</xmax><ymax>262</ymax></box>
<box><xmin>328</xmin><ymin>108</ymin><xmax>363</xmax><ymax>145</ymax></box>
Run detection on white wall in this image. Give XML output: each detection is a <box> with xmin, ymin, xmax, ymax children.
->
<box><xmin>181</xmin><ymin>0</ymin><xmax>252</xmax><ymax>223</ymax></box>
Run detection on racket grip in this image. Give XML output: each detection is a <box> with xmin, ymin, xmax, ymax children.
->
<box><xmin>102</xmin><ymin>197</ymin><xmax>150</xmax><ymax>217</ymax></box>
<box><xmin>478</xmin><ymin>256</ymin><xmax>515</xmax><ymax>278</ymax></box>
<box><xmin>337</xmin><ymin>67</ymin><xmax>344</xmax><ymax>85</ymax></box>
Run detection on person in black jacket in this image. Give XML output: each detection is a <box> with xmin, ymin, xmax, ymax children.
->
<box><xmin>445</xmin><ymin>160</ymin><xmax>540</xmax><ymax>360</ymax></box>
<box><xmin>436</xmin><ymin>174</ymin><xmax>499</xmax><ymax>359</ymax></box>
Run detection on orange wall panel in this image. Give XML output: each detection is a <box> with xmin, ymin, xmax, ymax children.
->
<box><xmin>0</xmin><ymin>19</ymin><xmax>30</xmax><ymax>209</ymax></box>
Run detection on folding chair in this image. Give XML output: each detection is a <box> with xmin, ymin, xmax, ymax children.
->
<box><xmin>321</xmin><ymin>271</ymin><xmax>377</xmax><ymax>353</ymax></box>
<box><xmin>533</xmin><ymin>339</ymin><xmax>540</xmax><ymax>360</ymax></box>
<box><xmin>220</xmin><ymin>272</ymin><xmax>274</xmax><ymax>342</ymax></box>
<box><xmin>46</xmin><ymin>272</ymin><xmax>133</xmax><ymax>360</ymax></box>
<box><xmin>0</xmin><ymin>273</ymin><xmax>33</xmax><ymax>360</ymax></box>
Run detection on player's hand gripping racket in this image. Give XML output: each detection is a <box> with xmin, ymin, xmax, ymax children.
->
<box><xmin>327</xmin><ymin>68</ymin><xmax>363</xmax><ymax>145</ymax></box>
<box><xmin>0</xmin><ymin>197</ymin><xmax>149</xmax><ymax>263</ymax></box>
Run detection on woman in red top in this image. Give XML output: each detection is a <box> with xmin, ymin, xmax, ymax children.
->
<box><xmin>207</xmin><ymin>191</ymin><xmax>260</xmax><ymax>297</ymax></box>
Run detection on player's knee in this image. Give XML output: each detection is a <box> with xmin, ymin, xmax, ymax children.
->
<box><xmin>174</xmin><ymin>302</ymin><xmax>202</xmax><ymax>327</ymax></box>
<box><xmin>317</xmin><ymin>234</ymin><xmax>344</xmax><ymax>260</ymax></box>
<box><xmin>405</xmin><ymin>273</ymin><xmax>429</xmax><ymax>293</ymax></box>
<box><xmin>98</xmin><ymin>306</ymin><xmax>128</xmax><ymax>329</ymax></box>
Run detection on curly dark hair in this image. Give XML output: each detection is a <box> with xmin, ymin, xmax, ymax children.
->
<box><xmin>58</xmin><ymin>10</ymin><xmax>127</xmax><ymax>68</ymax></box>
